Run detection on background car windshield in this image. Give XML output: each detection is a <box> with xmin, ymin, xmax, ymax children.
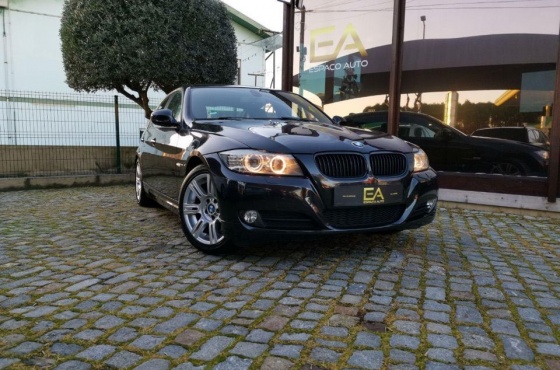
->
<box><xmin>189</xmin><ymin>87</ymin><xmax>332</xmax><ymax>123</ymax></box>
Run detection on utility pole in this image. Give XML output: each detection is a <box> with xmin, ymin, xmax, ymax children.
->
<box><xmin>387</xmin><ymin>0</ymin><xmax>406</xmax><ymax>136</ymax></box>
<box><xmin>298</xmin><ymin>6</ymin><xmax>306</xmax><ymax>95</ymax></box>
<box><xmin>279</xmin><ymin>0</ymin><xmax>304</xmax><ymax>92</ymax></box>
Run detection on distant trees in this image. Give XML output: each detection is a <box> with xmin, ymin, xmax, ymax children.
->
<box><xmin>60</xmin><ymin>0</ymin><xmax>237</xmax><ymax>118</ymax></box>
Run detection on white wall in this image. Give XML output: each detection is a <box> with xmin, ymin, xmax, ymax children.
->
<box><xmin>232</xmin><ymin>23</ymin><xmax>267</xmax><ymax>88</ymax></box>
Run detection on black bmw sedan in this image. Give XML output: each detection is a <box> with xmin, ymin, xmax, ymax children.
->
<box><xmin>136</xmin><ymin>86</ymin><xmax>438</xmax><ymax>254</ymax></box>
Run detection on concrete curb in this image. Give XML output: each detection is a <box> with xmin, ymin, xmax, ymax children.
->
<box><xmin>0</xmin><ymin>174</ymin><xmax>134</xmax><ymax>192</ymax></box>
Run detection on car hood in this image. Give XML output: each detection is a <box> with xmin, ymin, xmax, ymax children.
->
<box><xmin>194</xmin><ymin>119</ymin><xmax>413</xmax><ymax>154</ymax></box>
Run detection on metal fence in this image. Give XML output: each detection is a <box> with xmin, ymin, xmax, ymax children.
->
<box><xmin>0</xmin><ymin>90</ymin><xmax>160</xmax><ymax>178</ymax></box>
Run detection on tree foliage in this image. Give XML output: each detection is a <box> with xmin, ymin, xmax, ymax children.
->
<box><xmin>60</xmin><ymin>0</ymin><xmax>237</xmax><ymax>118</ymax></box>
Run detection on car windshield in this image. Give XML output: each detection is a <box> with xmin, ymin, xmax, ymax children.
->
<box><xmin>189</xmin><ymin>87</ymin><xmax>332</xmax><ymax>123</ymax></box>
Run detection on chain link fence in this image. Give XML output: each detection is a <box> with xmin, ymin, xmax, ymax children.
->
<box><xmin>0</xmin><ymin>90</ymin><xmax>159</xmax><ymax>178</ymax></box>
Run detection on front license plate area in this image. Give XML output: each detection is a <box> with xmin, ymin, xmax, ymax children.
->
<box><xmin>334</xmin><ymin>184</ymin><xmax>403</xmax><ymax>206</ymax></box>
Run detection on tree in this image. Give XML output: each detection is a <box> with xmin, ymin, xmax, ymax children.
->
<box><xmin>60</xmin><ymin>0</ymin><xmax>237</xmax><ymax>118</ymax></box>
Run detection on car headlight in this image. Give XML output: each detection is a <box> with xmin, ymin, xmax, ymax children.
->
<box><xmin>413</xmin><ymin>148</ymin><xmax>429</xmax><ymax>172</ymax></box>
<box><xmin>220</xmin><ymin>150</ymin><xmax>304</xmax><ymax>176</ymax></box>
<box><xmin>536</xmin><ymin>150</ymin><xmax>549</xmax><ymax>161</ymax></box>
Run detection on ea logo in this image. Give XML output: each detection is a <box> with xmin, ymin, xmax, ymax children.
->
<box><xmin>310</xmin><ymin>24</ymin><xmax>368</xmax><ymax>63</ymax></box>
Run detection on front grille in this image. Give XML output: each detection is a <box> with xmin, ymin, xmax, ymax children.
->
<box><xmin>258</xmin><ymin>211</ymin><xmax>318</xmax><ymax>230</ymax></box>
<box><xmin>370</xmin><ymin>153</ymin><xmax>408</xmax><ymax>176</ymax></box>
<box><xmin>315</xmin><ymin>154</ymin><xmax>367</xmax><ymax>178</ymax></box>
<box><xmin>324</xmin><ymin>205</ymin><xmax>405</xmax><ymax>229</ymax></box>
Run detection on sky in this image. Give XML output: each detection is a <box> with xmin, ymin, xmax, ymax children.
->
<box><xmin>222</xmin><ymin>0</ymin><xmax>559</xmax><ymax>114</ymax></box>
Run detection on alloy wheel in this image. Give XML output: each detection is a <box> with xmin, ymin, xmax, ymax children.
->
<box><xmin>182</xmin><ymin>173</ymin><xmax>224</xmax><ymax>246</ymax></box>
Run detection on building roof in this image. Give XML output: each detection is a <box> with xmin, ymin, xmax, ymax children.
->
<box><xmin>224</xmin><ymin>4</ymin><xmax>276</xmax><ymax>40</ymax></box>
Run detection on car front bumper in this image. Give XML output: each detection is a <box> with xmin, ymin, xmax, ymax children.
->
<box><xmin>204</xmin><ymin>154</ymin><xmax>438</xmax><ymax>244</ymax></box>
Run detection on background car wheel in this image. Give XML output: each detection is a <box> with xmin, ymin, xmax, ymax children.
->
<box><xmin>179</xmin><ymin>165</ymin><xmax>234</xmax><ymax>254</ymax></box>
<box><xmin>490</xmin><ymin>161</ymin><xmax>526</xmax><ymax>176</ymax></box>
<box><xmin>135</xmin><ymin>160</ymin><xmax>155</xmax><ymax>207</ymax></box>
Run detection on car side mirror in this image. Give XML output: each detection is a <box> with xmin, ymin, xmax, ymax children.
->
<box><xmin>151</xmin><ymin>109</ymin><xmax>179</xmax><ymax>127</ymax></box>
<box><xmin>332</xmin><ymin>116</ymin><xmax>346</xmax><ymax>125</ymax></box>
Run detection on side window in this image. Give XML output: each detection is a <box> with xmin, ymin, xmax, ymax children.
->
<box><xmin>166</xmin><ymin>92</ymin><xmax>183</xmax><ymax>122</ymax></box>
<box><xmin>400</xmin><ymin>116</ymin><xmax>439</xmax><ymax>139</ymax></box>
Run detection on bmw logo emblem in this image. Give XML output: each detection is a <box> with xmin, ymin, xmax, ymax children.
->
<box><xmin>352</xmin><ymin>141</ymin><xmax>364</xmax><ymax>148</ymax></box>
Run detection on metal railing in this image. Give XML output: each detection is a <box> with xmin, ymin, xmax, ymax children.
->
<box><xmin>0</xmin><ymin>90</ymin><xmax>159</xmax><ymax>178</ymax></box>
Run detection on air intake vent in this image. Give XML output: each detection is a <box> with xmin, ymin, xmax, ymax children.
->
<box><xmin>369</xmin><ymin>153</ymin><xmax>407</xmax><ymax>176</ymax></box>
<box><xmin>315</xmin><ymin>154</ymin><xmax>367</xmax><ymax>178</ymax></box>
<box><xmin>324</xmin><ymin>205</ymin><xmax>405</xmax><ymax>228</ymax></box>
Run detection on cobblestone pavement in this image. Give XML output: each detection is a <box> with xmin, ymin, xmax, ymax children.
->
<box><xmin>1</xmin><ymin>185</ymin><xmax>560</xmax><ymax>370</ymax></box>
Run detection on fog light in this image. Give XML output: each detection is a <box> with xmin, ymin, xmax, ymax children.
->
<box><xmin>426</xmin><ymin>198</ymin><xmax>437</xmax><ymax>212</ymax></box>
<box><xmin>243</xmin><ymin>210</ymin><xmax>259</xmax><ymax>224</ymax></box>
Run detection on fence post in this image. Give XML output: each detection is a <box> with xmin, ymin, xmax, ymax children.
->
<box><xmin>114</xmin><ymin>95</ymin><xmax>122</xmax><ymax>174</ymax></box>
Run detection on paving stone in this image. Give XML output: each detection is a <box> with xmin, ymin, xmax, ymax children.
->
<box><xmin>220</xmin><ymin>325</ymin><xmax>250</xmax><ymax>336</ymax></box>
<box><xmin>194</xmin><ymin>318</ymin><xmax>222</xmax><ymax>331</ymax></box>
<box><xmin>459</xmin><ymin>326</ymin><xmax>495</xmax><ymax>350</ymax></box>
<box><xmin>270</xmin><ymin>344</ymin><xmax>302</xmax><ymax>359</ymax></box>
<box><xmin>158</xmin><ymin>345</ymin><xmax>187</xmax><ymax>359</ymax></box>
<box><xmin>321</xmin><ymin>326</ymin><xmax>349</xmax><ymax>337</ymax></box>
<box><xmin>456</xmin><ymin>306</ymin><xmax>484</xmax><ymax>324</ymax></box>
<box><xmin>53</xmin><ymin>360</ymin><xmax>91</xmax><ymax>370</ymax></box>
<box><xmin>348</xmin><ymin>350</ymin><xmax>384</xmax><ymax>370</ymax></box>
<box><xmin>427</xmin><ymin>334</ymin><xmax>458</xmax><ymax>349</ymax></box>
<box><xmin>259</xmin><ymin>316</ymin><xmax>289</xmax><ymax>331</ymax></box>
<box><xmin>105</xmin><ymin>351</ymin><xmax>142</xmax><ymax>369</ymax></box>
<box><xmin>390</xmin><ymin>334</ymin><xmax>421</xmax><ymax>350</ymax></box>
<box><xmin>310</xmin><ymin>347</ymin><xmax>341</xmax><ymax>363</ymax></box>
<box><xmin>130</xmin><ymin>335</ymin><xmax>165</xmax><ymax>350</ymax></box>
<box><xmin>290</xmin><ymin>319</ymin><xmax>317</xmax><ymax>330</ymax></box>
<box><xmin>190</xmin><ymin>336</ymin><xmax>234</xmax><ymax>361</ymax></box>
<box><xmin>50</xmin><ymin>342</ymin><xmax>83</xmax><ymax>356</ymax></box>
<box><xmin>76</xmin><ymin>345</ymin><xmax>116</xmax><ymax>361</ymax></box>
<box><xmin>8</xmin><ymin>341</ymin><xmax>42</xmax><ymax>354</ymax></box>
<box><xmin>230</xmin><ymin>342</ymin><xmax>268</xmax><ymax>358</ymax></box>
<box><xmin>109</xmin><ymin>327</ymin><xmax>138</xmax><ymax>343</ymax></box>
<box><xmin>426</xmin><ymin>348</ymin><xmax>456</xmax><ymax>363</ymax></box>
<box><xmin>500</xmin><ymin>335</ymin><xmax>534</xmax><ymax>361</ymax></box>
<box><xmin>355</xmin><ymin>332</ymin><xmax>382</xmax><ymax>348</ymax></box>
<box><xmin>134</xmin><ymin>359</ymin><xmax>170</xmax><ymax>370</ymax></box>
<box><xmin>94</xmin><ymin>315</ymin><xmax>124</xmax><ymax>330</ymax></box>
<box><xmin>247</xmin><ymin>329</ymin><xmax>275</xmax><ymax>344</ymax></box>
<box><xmin>214</xmin><ymin>356</ymin><xmax>252</xmax><ymax>370</ymax></box>
<box><xmin>491</xmin><ymin>319</ymin><xmax>520</xmax><ymax>336</ymax></box>
<box><xmin>393</xmin><ymin>320</ymin><xmax>421</xmax><ymax>335</ymax></box>
<box><xmin>329</xmin><ymin>314</ymin><xmax>360</xmax><ymax>328</ymax></box>
<box><xmin>463</xmin><ymin>349</ymin><xmax>498</xmax><ymax>363</ymax></box>
<box><xmin>536</xmin><ymin>343</ymin><xmax>560</xmax><ymax>357</ymax></box>
<box><xmin>74</xmin><ymin>329</ymin><xmax>104</xmax><ymax>341</ymax></box>
<box><xmin>390</xmin><ymin>349</ymin><xmax>416</xmax><ymax>364</ymax></box>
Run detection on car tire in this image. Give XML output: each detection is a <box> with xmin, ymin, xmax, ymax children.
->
<box><xmin>135</xmin><ymin>159</ymin><xmax>155</xmax><ymax>207</ymax></box>
<box><xmin>179</xmin><ymin>165</ymin><xmax>234</xmax><ymax>254</ymax></box>
<box><xmin>490</xmin><ymin>161</ymin><xmax>527</xmax><ymax>176</ymax></box>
